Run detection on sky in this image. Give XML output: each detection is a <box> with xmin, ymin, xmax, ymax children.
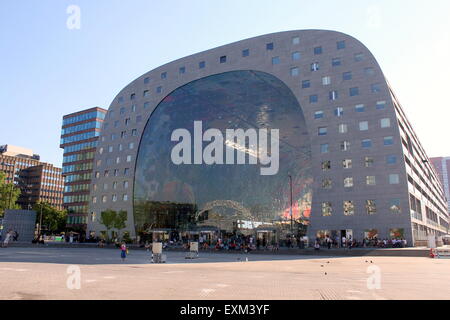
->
<box><xmin>0</xmin><ymin>0</ymin><xmax>449</xmax><ymax>166</ymax></box>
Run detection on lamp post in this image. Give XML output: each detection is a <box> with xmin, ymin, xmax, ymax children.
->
<box><xmin>288</xmin><ymin>174</ymin><xmax>293</xmax><ymax>234</ymax></box>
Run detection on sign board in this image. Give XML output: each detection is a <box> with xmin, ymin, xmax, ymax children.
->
<box><xmin>152</xmin><ymin>242</ymin><xmax>162</xmax><ymax>254</ymax></box>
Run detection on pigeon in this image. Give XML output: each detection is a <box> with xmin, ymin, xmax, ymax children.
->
<box><xmin>327</xmin><ymin>261</ymin><xmax>330</xmax><ymax>264</ymax></box>
<box><xmin>370</xmin><ymin>261</ymin><xmax>373</xmax><ymax>263</ymax></box>
<box><xmin>321</xmin><ymin>265</ymin><xmax>324</xmax><ymax>267</ymax></box>
<box><xmin>325</xmin><ymin>272</ymin><xmax>327</xmax><ymax>275</ymax></box>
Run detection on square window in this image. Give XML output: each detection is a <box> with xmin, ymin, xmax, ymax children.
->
<box><xmin>143</xmin><ymin>90</ymin><xmax>149</xmax><ymax>97</ymax></box>
<box><xmin>341</xmin><ymin>141</ymin><xmax>350</xmax><ymax>151</ymax></box>
<box><xmin>242</xmin><ymin>49</ymin><xmax>249</xmax><ymax>57</ymax></box>
<box><xmin>144</xmin><ymin>77</ymin><xmax>150</xmax><ymax>84</ymax></box>
<box><xmin>343</xmin><ymin>201</ymin><xmax>354</xmax><ymax>215</ymax></box>
<box><xmin>343</xmin><ymin>72</ymin><xmax>352</xmax><ymax>80</ymax></box>
<box><xmin>311</xmin><ymin>62</ymin><xmax>319</xmax><ymax>71</ymax></box>
<box><xmin>118</xmin><ymin>96</ymin><xmax>124</xmax><ymax>103</ymax></box>
<box><xmin>309</xmin><ymin>95</ymin><xmax>318</xmax><ymax>103</ymax></box>
<box><xmin>365</xmin><ymin>157</ymin><xmax>374</xmax><ymax>167</ymax></box>
<box><xmin>337</xmin><ymin>41</ymin><xmax>346</xmax><ymax>49</ymax></box>
<box><xmin>366</xmin><ymin>200</ymin><xmax>377</xmax><ymax>215</ymax></box>
<box><xmin>302</xmin><ymin>80</ymin><xmax>311</xmax><ymax>89</ymax></box>
<box><xmin>129</xmin><ymin>142</ymin><xmax>134</xmax><ymax>149</ymax></box>
<box><xmin>380</xmin><ymin>118</ymin><xmax>391</xmax><ymax>128</ymax></box>
<box><xmin>124</xmin><ymin>181</ymin><xmax>129</xmax><ymax>189</ymax></box>
<box><xmin>322</xmin><ymin>202</ymin><xmax>332</xmax><ymax>216</ymax></box>
<box><xmin>318</xmin><ymin>127</ymin><xmax>327</xmax><ymax>136</ymax></box>
<box><xmin>362</xmin><ymin>139</ymin><xmax>372</xmax><ymax>148</ymax></box>
<box><xmin>389</xmin><ymin>174</ymin><xmax>400</xmax><ymax>184</ymax></box>
<box><xmin>108</xmin><ymin>146</ymin><xmax>113</xmax><ymax>152</ymax></box>
<box><xmin>156</xmin><ymin>86</ymin><xmax>162</xmax><ymax>93</ymax></box>
<box><xmin>334</xmin><ymin>107</ymin><xmax>344</xmax><ymax>117</ymax></box>
<box><xmin>131</xmin><ymin>129</ymin><xmax>137</xmax><ymax>136</ymax></box>
<box><xmin>144</xmin><ymin>102</ymin><xmax>150</xmax><ymax>109</ymax></box>
<box><xmin>314</xmin><ymin>46</ymin><xmax>322</xmax><ymax>55</ymax></box>
<box><xmin>125</xmin><ymin>117</ymin><xmax>130</xmax><ymax>125</ymax></box>
<box><xmin>161</xmin><ymin>72</ymin><xmax>167</xmax><ymax>79</ymax></box>
<box><xmin>343</xmin><ymin>159</ymin><xmax>352</xmax><ymax>169</ymax></box>
<box><xmin>332</xmin><ymin>58</ymin><xmax>341</xmax><ymax>66</ymax></box>
<box><xmin>130</xmin><ymin>93</ymin><xmax>135</xmax><ymax>100</ymax></box>
<box><xmin>114</xmin><ymin>120</ymin><xmax>119</xmax><ymax>128</ymax></box>
<box><xmin>349</xmin><ymin>87</ymin><xmax>359</xmax><ymax>96</ymax></box>
<box><xmin>366</xmin><ymin>176</ymin><xmax>376</xmax><ymax>186</ymax></box>
<box><xmin>220</xmin><ymin>56</ymin><xmax>227</xmax><ymax>63</ymax></box>
<box><xmin>355</xmin><ymin>104</ymin><xmax>365</xmax><ymax>112</ymax></box>
<box><xmin>386</xmin><ymin>155</ymin><xmax>397</xmax><ymax>165</ymax></box>
<box><xmin>120</xmin><ymin>107</ymin><xmax>126</xmax><ymax>114</ymax></box>
<box><xmin>371</xmin><ymin>83</ymin><xmax>382</xmax><ymax>93</ymax></box>
<box><xmin>329</xmin><ymin>90</ymin><xmax>338</xmax><ymax>100</ymax></box>
<box><xmin>390</xmin><ymin>199</ymin><xmax>402</xmax><ymax>214</ymax></box>
<box><xmin>136</xmin><ymin>115</ymin><xmax>142</xmax><ymax>123</ymax></box>
<box><xmin>131</xmin><ymin>104</ymin><xmax>136</xmax><ymax>112</ymax></box>
<box><xmin>354</xmin><ymin>52</ymin><xmax>364</xmax><ymax>61</ymax></box>
<box><xmin>338</xmin><ymin>123</ymin><xmax>348</xmax><ymax>133</ymax></box>
<box><xmin>124</xmin><ymin>168</ymin><xmax>129</xmax><ymax>175</ymax></box>
<box><xmin>322</xmin><ymin>178</ymin><xmax>332</xmax><ymax>189</ymax></box>
<box><xmin>322</xmin><ymin>76</ymin><xmax>331</xmax><ymax>85</ymax></box>
<box><xmin>384</xmin><ymin>136</ymin><xmax>394</xmax><ymax>146</ymax></box>
<box><xmin>365</xmin><ymin>67</ymin><xmax>375</xmax><ymax>76</ymax></box>
<box><xmin>272</xmin><ymin>56</ymin><xmax>280</xmax><ymax>65</ymax></box>
<box><xmin>344</xmin><ymin>177</ymin><xmax>354</xmax><ymax>188</ymax></box>
<box><xmin>314</xmin><ymin>111</ymin><xmax>324</xmax><ymax>119</ymax></box>
<box><xmin>123</xmin><ymin>194</ymin><xmax>128</xmax><ymax>201</ymax></box>
<box><xmin>126</xmin><ymin>155</ymin><xmax>132</xmax><ymax>162</ymax></box>
<box><xmin>320</xmin><ymin>144</ymin><xmax>329</xmax><ymax>153</ymax></box>
<box><xmin>199</xmin><ymin>61</ymin><xmax>206</xmax><ymax>69</ymax></box>
<box><xmin>266</xmin><ymin>42</ymin><xmax>274</xmax><ymax>50</ymax></box>
<box><xmin>290</xmin><ymin>67</ymin><xmax>299</xmax><ymax>76</ymax></box>
<box><xmin>292</xmin><ymin>37</ymin><xmax>300</xmax><ymax>45</ymax></box>
<box><xmin>292</xmin><ymin>51</ymin><xmax>301</xmax><ymax>60</ymax></box>
<box><xmin>376</xmin><ymin>101</ymin><xmax>386</xmax><ymax>110</ymax></box>
<box><xmin>322</xmin><ymin>161</ymin><xmax>331</xmax><ymax>171</ymax></box>
<box><xmin>179</xmin><ymin>66</ymin><xmax>186</xmax><ymax>74</ymax></box>
<box><xmin>359</xmin><ymin>121</ymin><xmax>369</xmax><ymax>131</ymax></box>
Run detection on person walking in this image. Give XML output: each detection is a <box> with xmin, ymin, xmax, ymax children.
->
<box><xmin>120</xmin><ymin>242</ymin><xmax>127</xmax><ymax>262</ymax></box>
<box><xmin>3</xmin><ymin>230</ymin><xmax>12</xmax><ymax>248</ymax></box>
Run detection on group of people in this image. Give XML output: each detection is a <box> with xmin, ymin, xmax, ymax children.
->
<box><xmin>1</xmin><ymin>229</ymin><xmax>19</xmax><ymax>247</ymax></box>
<box><xmin>315</xmin><ymin>235</ymin><xmax>408</xmax><ymax>250</ymax></box>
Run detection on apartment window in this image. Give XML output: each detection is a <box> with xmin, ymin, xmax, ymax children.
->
<box><xmin>309</xmin><ymin>95</ymin><xmax>318</xmax><ymax>103</ymax></box>
<box><xmin>338</xmin><ymin>123</ymin><xmax>348</xmax><ymax>133</ymax></box>
<box><xmin>144</xmin><ymin>102</ymin><xmax>150</xmax><ymax>109</ymax></box>
<box><xmin>389</xmin><ymin>174</ymin><xmax>400</xmax><ymax>184</ymax></box>
<box><xmin>121</xmin><ymin>131</ymin><xmax>126</xmax><ymax>138</ymax></box>
<box><xmin>343</xmin><ymin>72</ymin><xmax>352</xmax><ymax>80</ymax></box>
<box><xmin>112</xmin><ymin>194</ymin><xmax>117</xmax><ymax>202</ymax></box>
<box><xmin>384</xmin><ymin>136</ymin><xmax>394</xmax><ymax>146</ymax></box>
<box><xmin>199</xmin><ymin>61</ymin><xmax>206</xmax><ymax>69</ymax></box>
<box><xmin>322</xmin><ymin>161</ymin><xmax>331</xmax><ymax>171</ymax></box>
<box><xmin>266</xmin><ymin>42</ymin><xmax>274</xmax><ymax>50</ymax></box>
<box><xmin>334</xmin><ymin>107</ymin><xmax>344</xmax><ymax>117</ymax></box>
<box><xmin>161</xmin><ymin>72</ymin><xmax>167</xmax><ymax>79</ymax></box>
<box><xmin>349</xmin><ymin>87</ymin><xmax>359</xmax><ymax>96</ymax></box>
<box><xmin>354</xmin><ymin>52</ymin><xmax>364</xmax><ymax>61</ymax></box>
<box><xmin>272</xmin><ymin>56</ymin><xmax>280</xmax><ymax>65</ymax></box>
<box><xmin>95</xmin><ymin>171</ymin><xmax>100</xmax><ymax>178</ymax></box>
<box><xmin>104</xmin><ymin>170</ymin><xmax>109</xmax><ymax>177</ymax></box>
<box><xmin>380</xmin><ymin>118</ymin><xmax>391</xmax><ymax>128</ymax></box>
<box><xmin>343</xmin><ymin>201</ymin><xmax>354</xmax><ymax>216</ymax></box>
<box><xmin>343</xmin><ymin>159</ymin><xmax>352</xmax><ymax>169</ymax></box>
<box><xmin>292</xmin><ymin>51</ymin><xmax>301</xmax><ymax>60</ymax></box>
<box><xmin>366</xmin><ymin>176</ymin><xmax>376</xmax><ymax>186</ymax></box>
<box><xmin>320</xmin><ymin>144</ymin><xmax>329</xmax><ymax>153</ymax></box>
<box><xmin>329</xmin><ymin>90</ymin><xmax>338</xmax><ymax>100</ymax></box>
<box><xmin>114</xmin><ymin>120</ymin><xmax>119</xmax><ymax>128</ymax></box>
<box><xmin>376</xmin><ymin>101</ymin><xmax>386</xmax><ymax>110</ymax></box>
<box><xmin>355</xmin><ymin>104</ymin><xmax>365</xmax><ymax>112</ymax></box>
<box><xmin>99</xmin><ymin>147</ymin><xmax>104</xmax><ymax>155</ymax></box>
<box><xmin>314</xmin><ymin>46</ymin><xmax>322</xmax><ymax>55</ymax></box>
<box><xmin>96</xmin><ymin>160</ymin><xmax>102</xmax><ymax>167</ymax></box>
<box><xmin>120</xmin><ymin>107</ymin><xmax>126</xmax><ymax>115</ymax></box>
<box><xmin>322</xmin><ymin>202</ymin><xmax>332</xmax><ymax>216</ymax></box>
<box><xmin>124</xmin><ymin>168</ymin><xmax>129</xmax><ymax>175</ymax></box>
<box><xmin>123</xmin><ymin>181</ymin><xmax>129</xmax><ymax>189</ymax></box>
<box><xmin>156</xmin><ymin>86</ymin><xmax>162</xmax><ymax>93</ymax></box>
<box><xmin>144</xmin><ymin>77</ymin><xmax>150</xmax><ymax>84</ymax></box>
<box><xmin>242</xmin><ymin>49</ymin><xmax>249</xmax><ymax>57</ymax></box>
<box><xmin>123</xmin><ymin>194</ymin><xmax>128</xmax><ymax>201</ymax></box>
<box><xmin>292</xmin><ymin>36</ymin><xmax>300</xmax><ymax>45</ymax></box>
<box><xmin>126</xmin><ymin>155</ymin><xmax>132</xmax><ymax>162</ymax></box>
<box><xmin>390</xmin><ymin>199</ymin><xmax>402</xmax><ymax>214</ymax></box>
<box><xmin>179</xmin><ymin>66</ymin><xmax>185</xmax><ymax>74</ymax></box>
<box><xmin>219</xmin><ymin>55</ymin><xmax>227</xmax><ymax>63</ymax></box>
<box><xmin>143</xmin><ymin>90</ymin><xmax>149</xmax><ymax>97</ymax></box>
<box><xmin>131</xmin><ymin>129</ymin><xmax>137</xmax><ymax>136</ymax></box>
<box><xmin>116</xmin><ymin>157</ymin><xmax>120</xmax><ymax>164</ymax></box>
<box><xmin>113</xmin><ymin>182</ymin><xmax>117</xmax><ymax>190</ymax></box>
<box><xmin>290</xmin><ymin>67</ymin><xmax>299</xmax><ymax>76</ymax></box>
<box><xmin>322</xmin><ymin>178</ymin><xmax>332</xmax><ymax>189</ymax></box>
<box><xmin>386</xmin><ymin>155</ymin><xmax>397</xmax><ymax>165</ymax></box>
<box><xmin>359</xmin><ymin>121</ymin><xmax>369</xmax><ymax>131</ymax></box>
<box><xmin>114</xmin><ymin>169</ymin><xmax>119</xmax><ymax>177</ymax></box>
<box><xmin>136</xmin><ymin>115</ymin><xmax>142</xmax><ymax>123</ymax></box>
<box><xmin>125</xmin><ymin>118</ymin><xmax>130</xmax><ymax>126</ymax></box>
<box><xmin>118</xmin><ymin>96</ymin><xmax>124</xmax><ymax>103</ymax></box>
<box><xmin>366</xmin><ymin>200</ymin><xmax>377</xmax><ymax>215</ymax></box>
<box><xmin>365</xmin><ymin>157</ymin><xmax>374</xmax><ymax>167</ymax></box>
<box><xmin>314</xmin><ymin>111</ymin><xmax>324</xmax><ymax>119</ymax></box>
<box><xmin>318</xmin><ymin>127</ymin><xmax>327</xmax><ymax>136</ymax></box>
<box><xmin>118</xmin><ymin>144</ymin><xmax>123</xmax><ymax>151</ymax></box>
<box><xmin>371</xmin><ymin>83</ymin><xmax>382</xmax><ymax>93</ymax></box>
<box><xmin>92</xmin><ymin>196</ymin><xmax>97</xmax><ymax>204</ymax></box>
<box><xmin>340</xmin><ymin>141</ymin><xmax>350</xmax><ymax>151</ymax></box>
<box><xmin>365</xmin><ymin>67</ymin><xmax>375</xmax><ymax>76</ymax></box>
<box><xmin>344</xmin><ymin>177</ymin><xmax>354</xmax><ymax>188</ymax></box>
<box><xmin>332</xmin><ymin>58</ymin><xmax>341</xmax><ymax>66</ymax></box>
<box><xmin>130</xmin><ymin>93</ymin><xmax>135</xmax><ymax>100</ymax></box>
<box><xmin>322</xmin><ymin>76</ymin><xmax>331</xmax><ymax>85</ymax></box>
<box><xmin>302</xmin><ymin>80</ymin><xmax>311</xmax><ymax>88</ymax></box>
<box><xmin>311</xmin><ymin>62</ymin><xmax>319</xmax><ymax>71</ymax></box>
<box><xmin>102</xmin><ymin>196</ymin><xmax>107</xmax><ymax>203</ymax></box>
<box><xmin>337</xmin><ymin>40</ymin><xmax>346</xmax><ymax>50</ymax></box>
<box><xmin>129</xmin><ymin>142</ymin><xmax>135</xmax><ymax>149</ymax></box>
<box><xmin>362</xmin><ymin>139</ymin><xmax>372</xmax><ymax>148</ymax></box>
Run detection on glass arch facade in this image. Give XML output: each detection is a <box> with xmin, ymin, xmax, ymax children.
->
<box><xmin>134</xmin><ymin>70</ymin><xmax>312</xmax><ymax>244</ymax></box>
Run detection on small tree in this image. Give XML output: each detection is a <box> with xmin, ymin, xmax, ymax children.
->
<box><xmin>99</xmin><ymin>209</ymin><xmax>117</xmax><ymax>240</ymax></box>
<box><xmin>114</xmin><ymin>210</ymin><xmax>127</xmax><ymax>239</ymax></box>
<box><xmin>0</xmin><ymin>172</ymin><xmax>21</xmax><ymax>217</ymax></box>
<box><xmin>33</xmin><ymin>202</ymin><xmax>67</xmax><ymax>234</ymax></box>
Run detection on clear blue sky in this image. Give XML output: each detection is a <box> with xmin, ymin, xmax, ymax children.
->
<box><xmin>1</xmin><ymin>0</ymin><xmax>449</xmax><ymax>166</ymax></box>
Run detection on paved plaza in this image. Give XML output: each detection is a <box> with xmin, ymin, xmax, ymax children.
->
<box><xmin>0</xmin><ymin>247</ymin><xmax>449</xmax><ymax>300</ymax></box>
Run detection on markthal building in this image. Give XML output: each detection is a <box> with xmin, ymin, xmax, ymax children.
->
<box><xmin>88</xmin><ymin>30</ymin><xmax>449</xmax><ymax>246</ymax></box>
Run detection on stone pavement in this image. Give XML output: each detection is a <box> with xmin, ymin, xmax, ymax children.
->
<box><xmin>0</xmin><ymin>247</ymin><xmax>449</xmax><ymax>300</ymax></box>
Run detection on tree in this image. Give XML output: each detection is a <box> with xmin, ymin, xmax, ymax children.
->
<box><xmin>33</xmin><ymin>202</ymin><xmax>67</xmax><ymax>234</ymax></box>
<box><xmin>0</xmin><ymin>172</ymin><xmax>21</xmax><ymax>217</ymax></box>
<box><xmin>114</xmin><ymin>210</ymin><xmax>128</xmax><ymax>238</ymax></box>
<box><xmin>99</xmin><ymin>209</ymin><xmax>117</xmax><ymax>240</ymax></box>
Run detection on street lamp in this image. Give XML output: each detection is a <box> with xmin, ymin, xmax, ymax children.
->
<box><xmin>288</xmin><ymin>174</ymin><xmax>293</xmax><ymax>233</ymax></box>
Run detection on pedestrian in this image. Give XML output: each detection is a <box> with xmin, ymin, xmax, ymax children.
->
<box><xmin>326</xmin><ymin>236</ymin><xmax>332</xmax><ymax>249</ymax></box>
<box><xmin>120</xmin><ymin>242</ymin><xmax>127</xmax><ymax>261</ymax></box>
<box><xmin>3</xmin><ymin>230</ymin><xmax>12</xmax><ymax>248</ymax></box>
